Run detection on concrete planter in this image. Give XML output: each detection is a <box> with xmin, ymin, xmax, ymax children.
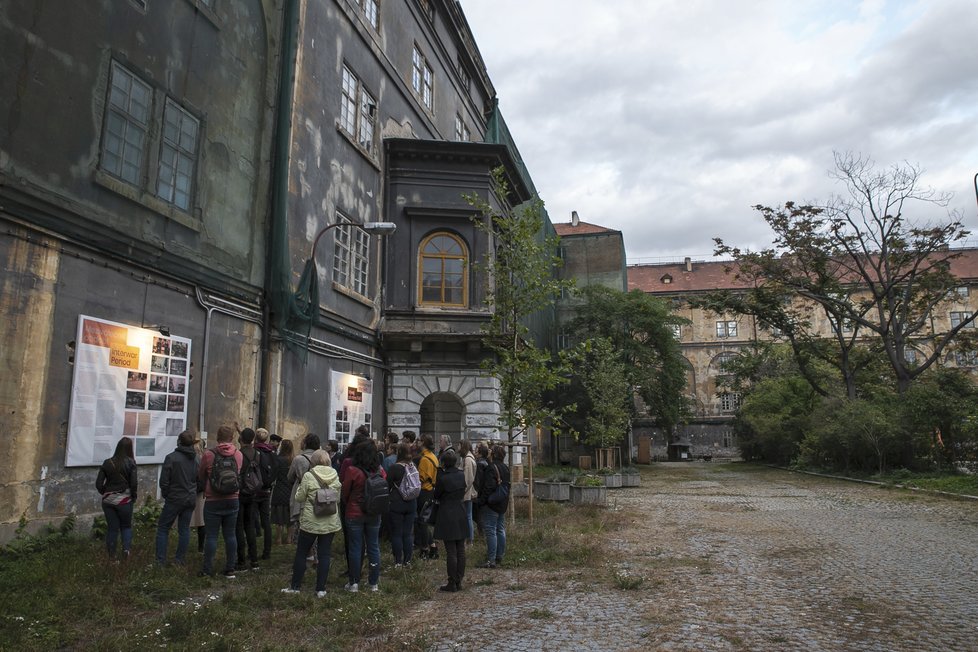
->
<box><xmin>602</xmin><ymin>473</ymin><xmax>623</xmax><ymax>488</ymax></box>
<box><xmin>621</xmin><ymin>473</ymin><xmax>641</xmax><ymax>487</ymax></box>
<box><xmin>534</xmin><ymin>480</ymin><xmax>572</xmax><ymax>502</ymax></box>
<box><xmin>570</xmin><ymin>484</ymin><xmax>607</xmax><ymax>506</ymax></box>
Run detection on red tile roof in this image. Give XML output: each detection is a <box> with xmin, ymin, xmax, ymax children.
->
<box><xmin>628</xmin><ymin>248</ymin><xmax>978</xmax><ymax>294</ymax></box>
<box><xmin>554</xmin><ymin>221</ymin><xmax>619</xmax><ymax>237</ymax></box>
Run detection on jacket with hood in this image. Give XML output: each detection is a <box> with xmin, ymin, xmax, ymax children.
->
<box><xmin>294</xmin><ymin>464</ymin><xmax>343</xmax><ymax>535</ymax></box>
<box><xmin>159</xmin><ymin>445</ymin><xmax>198</xmax><ymax>508</ymax></box>
<box><xmin>198</xmin><ymin>442</ymin><xmax>243</xmax><ymax>501</ymax></box>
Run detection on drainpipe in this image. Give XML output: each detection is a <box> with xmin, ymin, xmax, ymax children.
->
<box><xmin>258</xmin><ymin>0</ymin><xmax>301</xmax><ymax>429</ymax></box>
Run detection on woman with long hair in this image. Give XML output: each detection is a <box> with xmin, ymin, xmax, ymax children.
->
<box><xmin>95</xmin><ymin>436</ymin><xmax>138</xmax><ymax>559</ymax></box>
<box><xmin>432</xmin><ymin>449</ymin><xmax>468</xmax><ymax>591</ymax></box>
<box><xmin>341</xmin><ymin>439</ymin><xmax>386</xmax><ymax>592</ymax></box>
<box><xmin>271</xmin><ymin>439</ymin><xmax>295</xmax><ymax>544</ymax></box>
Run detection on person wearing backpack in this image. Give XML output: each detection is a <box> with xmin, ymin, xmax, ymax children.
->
<box><xmin>340</xmin><ymin>439</ymin><xmax>386</xmax><ymax>593</ymax></box>
<box><xmin>253</xmin><ymin>428</ymin><xmax>277</xmax><ymax>559</ymax></box>
<box><xmin>476</xmin><ymin>444</ymin><xmax>510</xmax><ymax>569</ymax></box>
<box><xmin>281</xmin><ymin>450</ymin><xmax>341</xmax><ymax>597</ymax></box>
<box><xmin>432</xmin><ymin>449</ymin><xmax>468</xmax><ymax>592</ymax></box>
<box><xmin>197</xmin><ymin>424</ymin><xmax>243</xmax><ymax>578</ymax></box>
<box><xmin>287</xmin><ymin>433</ymin><xmax>320</xmax><ymax>543</ymax></box>
<box><xmin>386</xmin><ymin>443</ymin><xmax>419</xmax><ymax>567</ymax></box>
<box><xmin>235</xmin><ymin>428</ymin><xmax>264</xmax><ymax>571</ymax></box>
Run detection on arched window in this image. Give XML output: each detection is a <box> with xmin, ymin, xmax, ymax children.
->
<box><xmin>419</xmin><ymin>232</ymin><xmax>468</xmax><ymax>307</ymax></box>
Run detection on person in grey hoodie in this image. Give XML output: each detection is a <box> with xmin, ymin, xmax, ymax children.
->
<box><xmin>155</xmin><ymin>429</ymin><xmax>199</xmax><ymax>565</ymax></box>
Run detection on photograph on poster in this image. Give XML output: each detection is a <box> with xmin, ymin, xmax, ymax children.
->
<box><xmin>152</xmin><ymin>337</ymin><xmax>170</xmax><ymax>355</ymax></box>
<box><xmin>126</xmin><ymin>372</ymin><xmax>147</xmax><ymax>390</ymax></box>
<box><xmin>165</xmin><ymin>418</ymin><xmax>183</xmax><ymax>437</ymax></box>
<box><xmin>171</xmin><ymin>341</ymin><xmax>188</xmax><ymax>359</ymax></box>
<box><xmin>167</xmin><ymin>395</ymin><xmax>185</xmax><ymax>412</ymax></box>
<box><xmin>125</xmin><ymin>391</ymin><xmax>146</xmax><ymax>410</ymax></box>
<box><xmin>137</xmin><ymin>412</ymin><xmax>151</xmax><ymax>436</ymax></box>
<box><xmin>151</xmin><ymin>355</ymin><xmax>169</xmax><ymax>373</ymax></box>
<box><xmin>168</xmin><ymin>376</ymin><xmax>186</xmax><ymax>394</ymax></box>
<box><xmin>169</xmin><ymin>359</ymin><xmax>187</xmax><ymax>377</ymax></box>
<box><xmin>135</xmin><ymin>438</ymin><xmax>156</xmax><ymax>456</ymax></box>
<box><xmin>148</xmin><ymin>393</ymin><xmax>168</xmax><ymax>411</ymax></box>
<box><xmin>123</xmin><ymin>411</ymin><xmax>137</xmax><ymax>435</ymax></box>
<box><xmin>149</xmin><ymin>374</ymin><xmax>167</xmax><ymax>392</ymax></box>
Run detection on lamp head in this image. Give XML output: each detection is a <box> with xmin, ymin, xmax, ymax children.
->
<box><xmin>362</xmin><ymin>221</ymin><xmax>397</xmax><ymax>235</ymax></box>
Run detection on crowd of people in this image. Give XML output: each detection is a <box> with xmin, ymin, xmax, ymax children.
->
<box><xmin>96</xmin><ymin>424</ymin><xmax>512</xmax><ymax>596</ymax></box>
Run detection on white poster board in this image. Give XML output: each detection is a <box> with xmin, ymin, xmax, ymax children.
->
<box><xmin>65</xmin><ymin>315</ymin><xmax>192</xmax><ymax>466</ymax></box>
<box><xmin>328</xmin><ymin>370</ymin><xmax>372</xmax><ymax>447</ymax></box>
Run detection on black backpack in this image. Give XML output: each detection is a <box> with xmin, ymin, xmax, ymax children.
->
<box><xmin>210</xmin><ymin>449</ymin><xmax>240</xmax><ymax>495</ymax></box>
<box><xmin>239</xmin><ymin>449</ymin><xmax>264</xmax><ymax>496</ymax></box>
<box><xmin>360</xmin><ymin>467</ymin><xmax>390</xmax><ymax>516</ymax></box>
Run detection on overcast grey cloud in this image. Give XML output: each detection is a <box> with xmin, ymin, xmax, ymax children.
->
<box><xmin>460</xmin><ymin>0</ymin><xmax>978</xmax><ymax>261</ymax></box>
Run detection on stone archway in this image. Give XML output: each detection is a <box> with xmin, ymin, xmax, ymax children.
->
<box><xmin>420</xmin><ymin>391</ymin><xmax>465</xmax><ymax>441</ymax></box>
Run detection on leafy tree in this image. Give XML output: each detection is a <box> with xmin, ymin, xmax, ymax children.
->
<box><xmin>569</xmin><ymin>286</ymin><xmax>689</xmax><ymax>436</ymax></box>
<box><xmin>572</xmin><ymin>337</ymin><xmax>632</xmax><ymax>449</ymax></box>
<box><xmin>901</xmin><ymin>368</ymin><xmax>978</xmax><ymax>470</ymax></box>
<box><xmin>712</xmin><ymin>152</ymin><xmax>973</xmax><ymax>395</ymax></box>
<box><xmin>467</xmin><ymin>169</ymin><xmax>572</xmax><ymax>444</ymax></box>
<box><xmin>736</xmin><ymin>373</ymin><xmax>816</xmax><ymax>465</ymax></box>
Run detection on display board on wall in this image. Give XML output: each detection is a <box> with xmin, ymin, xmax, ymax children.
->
<box><xmin>65</xmin><ymin>315</ymin><xmax>192</xmax><ymax>466</ymax></box>
<box><xmin>329</xmin><ymin>371</ymin><xmax>372</xmax><ymax>447</ymax></box>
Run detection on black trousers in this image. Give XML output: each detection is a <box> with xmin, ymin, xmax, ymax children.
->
<box><xmin>444</xmin><ymin>538</ymin><xmax>466</xmax><ymax>586</ymax></box>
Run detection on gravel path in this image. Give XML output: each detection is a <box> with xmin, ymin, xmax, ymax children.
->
<box><xmin>410</xmin><ymin>463</ymin><xmax>978</xmax><ymax>651</ymax></box>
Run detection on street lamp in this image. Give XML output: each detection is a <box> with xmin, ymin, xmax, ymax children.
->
<box><xmin>309</xmin><ymin>220</ymin><xmax>396</xmax><ymax>259</ymax></box>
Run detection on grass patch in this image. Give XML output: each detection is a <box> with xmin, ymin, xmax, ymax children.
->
<box><xmin>527</xmin><ymin>608</ymin><xmax>554</xmax><ymax>619</ymax></box>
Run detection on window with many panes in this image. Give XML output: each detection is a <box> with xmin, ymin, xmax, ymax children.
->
<box><xmin>557</xmin><ymin>333</ymin><xmax>570</xmax><ymax>350</ymax></box>
<box><xmin>955</xmin><ymin>286</ymin><xmax>969</xmax><ymax>299</ymax></box>
<box><xmin>412</xmin><ymin>45</ymin><xmax>434</xmax><ymax>111</ymax></box>
<box><xmin>332</xmin><ymin>213</ymin><xmax>370</xmax><ymax>297</ymax></box>
<box><xmin>454</xmin><ymin>114</ymin><xmax>470</xmax><ymax>141</ymax></box>
<box><xmin>719</xmin><ymin>392</ymin><xmax>741</xmax><ymax>412</ymax></box>
<box><xmin>100</xmin><ymin>61</ymin><xmax>201</xmax><ymax>215</ymax></box>
<box><xmin>360</xmin><ymin>0</ymin><xmax>378</xmax><ymax>28</ymax></box>
<box><xmin>954</xmin><ymin>350</ymin><xmax>978</xmax><ymax>367</ymax></box>
<box><xmin>339</xmin><ymin>66</ymin><xmax>376</xmax><ymax>154</ymax></box>
<box><xmin>950</xmin><ymin>311</ymin><xmax>974</xmax><ymax>329</ymax></box>
<box><xmin>716</xmin><ymin>320</ymin><xmax>737</xmax><ymax>338</ymax></box>
<box><xmin>419</xmin><ymin>232</ymin><xmax>467</xmax><ymax>307</ymax></box>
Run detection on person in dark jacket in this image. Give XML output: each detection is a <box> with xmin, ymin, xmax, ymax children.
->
<box><xmin>341</xmin><ymin>439</ymin><xmax>386</xmax><ymax>592</ymax></box>
<box><xmin>386</xmin><ymin>443</ymin><xmax>418</xmax><ymax>567</ymax></box>
<box><xmin>155</xmin><ymin>430</ymin><xmax>199</xmax><ymax>565</ymax></box>
<box><xmin>95</xmin><ymin>436</ymin><xmax>138</xmax><ymax>559</ymax></box>
<box><xmin>253</xmin><ymin>428</ymin><xmax>277</xmax><ymax>559</ymax></box>
<box><xmin>271</xmin><ymin>439</ymin><xmax>295</xmax><ymax>544</ymax></box>
<box><xmin>432</xmin><ymin>449</ymin><xmax>468</xmax><ymax>591</ymax></box>
<box><xmin>476</xmin><ymin>444</ymin><xmax>510</xmax><ymax>568</ymax></box>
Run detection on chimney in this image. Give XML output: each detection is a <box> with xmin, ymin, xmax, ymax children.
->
<box><xmin>571</xmin><ymin>211</ymin><xmax>579</xmax><ymax>227</ymax></box>
<box><xmin>684</xmin><ymin>257</ymin><xmax>692</xmax><ymax>272</ymax></box>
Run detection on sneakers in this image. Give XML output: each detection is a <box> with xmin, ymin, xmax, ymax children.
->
<box><xmin>316</xmin><ymin>590</ymin><xmax>328</xmax><ymax>598</ymax></box>
<box><xmin>369</xmin><ymin>584</ymin><xmax>379</xmax><ymax>593</ymax></box>
<box><xmin>250</xmin><ymin>562</ymin><xmax>260</xmax><ymax>571</ymax></box>
<box><xmin>394</xmin><ymin>563</ymin><xmax>403</xmax><ymax>569</ymax></box>
<box><xmin>344</xmin><ymin>582</ymin><xmax>359</xmax><ymax>593</ymax></box>
<box><xmin>223</xmin><ymin>569</ymin><xmax>237</xmax><ymax>578</ymax></box>
<box><xmin>280</xmin><ymin>588</ymin><xmax>299</xmax><ymax>594</ymax></box>
<box><xmin>481</xmin><ymin>561</ymin><xmax>496</xmax><ymax>569</ymax></box>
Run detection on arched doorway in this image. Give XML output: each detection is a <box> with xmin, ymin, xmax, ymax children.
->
<box><xmin>419</xmin><ymin>392</ymin><xmax>465</xmax><ymax>441</ymax></box>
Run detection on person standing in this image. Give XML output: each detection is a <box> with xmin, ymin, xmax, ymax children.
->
<box><xmin>386</xmin><ymin>443</ymin><xmax>418</xmax><ymax>567</ymax></box>
<box><xmin>95</xmin><ymin>436</ymin><xmax>138</xmax><ymax>560</ymax></box>
<box><xmin>197</xmin><ymin>424</ymin><xmax>243</xmax><ymax>578</ymax></box>
<box><xmin>253</xmin><ymin>428</ymin><xmax>276</xmax><ymax>559</ymax></box>
<box><xmin>155</xmin><ymin>430</ymin><xmax>199</xmax><ymax>565</ymax></box>
<box><xmin>458</xmin><ymin>440</ymin><xmax>477</xmax><ymax>544</ymax></box>
<box><xmin>281</xmin><ymin>450</ymin><xmax>341</xmax><ymax>597</ymax></box>
<box><xmin>341</xmin><ymin>440</ymin><xmax>386</xmax><ymax>592</ymax></box>
<box><xmin>477</xmin><ymin>444</ymin><xmax>510</xmax><ymax>568</ymax></box>
<box><xmin>473</xmin><ymin>443</ymin><xmax>489</xmax><ymax>536</ymax></box>
<box><xmin>270</xmin><ymin>439</ymin><xmax>295</xmax><ymax>545</ymax></box>
<box><xmin>235</xmin><ymin>428</ymin><xmax>262</xmax><ymax>571</ymax></box>
<box><xmin>432</xmin><ymin>449</ymin><xmax>468</xmax><ymax>592</ymax></box>
<box><xmin>416</xmin><ymin>434</ymin><xmax>439</xmax><ymax>560</ymax></box>
<box><xmin>288</xmin><ymin>433</ymin><xmax>320</xmax><ymax>540</ymax></box>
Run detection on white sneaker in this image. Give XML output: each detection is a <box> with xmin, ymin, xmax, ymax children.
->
<box><xmin>280</xmin><ymin>588</ymin><xmax>299</xmax><ymax>594</ymax></box>
<box><xmin>344</xmin><ymin>582</ymin><xmax>359</xmax><ymax>593</ymax></box>
<box><xmin>369</xmin><ymin>584</ymin><xmax>379</xmax><ymax>593</ymax></box>
<box><xmin>316</xmin><ymin>590</ymin><xmax>327</xmax><ymax>598</ymax></box>
<box><xmin>394</xmin><ymin>563</ymin><xmax>403</xmax><ymax>569</ymax></box>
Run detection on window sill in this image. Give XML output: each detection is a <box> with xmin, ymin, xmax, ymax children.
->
<box><xmin>335</xmin><ymin>125</ymin><xmax>381</xmax><ymax>172</ymax></box>
<box><xmin>332</xmin><ymin>281</ymin><xmax>374</xmax><ymax>308</ymax></box>
<box><xmin>94</xmin><ymin>169</ymin><xmax>202</xmax><ymax>232</ymax></box>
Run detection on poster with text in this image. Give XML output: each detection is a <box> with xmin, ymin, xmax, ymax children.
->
<box><xmin>65</xmin><ymin>315</ymin><xmax>192</xmax><ymax>466</ymax></box>
<box><xmin>328</xmin><ymin>371</ymin><xmax>372</xmax><ymax>448</ymax></box>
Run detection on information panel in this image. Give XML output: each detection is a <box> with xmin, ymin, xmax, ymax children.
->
<box><xmin>65</xmin><ymin>315</ymin><xmax>192</xmax><ymax>466</ymax></box>
<box><xmin>328</xmin><ymin>370</ymin><xmax>372</xmax><ymax>447</ymax></box>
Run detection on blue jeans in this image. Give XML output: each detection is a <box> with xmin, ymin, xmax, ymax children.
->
<box><xmin>464</xmin><ymin>500</ymin><xmax>474</xmax><ymax>543</ymax></box>
<box><xmin>202</xmin><ymin>499</ymin><xmax>239</xmax><ymax>575</ymax></box>
<box><xmin>482</xmin><ymin>508</ymin><xmax>506</xmax><ymax>563</ymax></box>
<box><xmin>290</xmin><ymin>529</ymin><xmax>335</xmax><ymax>592</ymax></box>
<box><xmin>346</xmin><ymin>516</ymin><xmax>381</xmax><ymax>586</ymax></box>
<box><xmin>388</xmin><ymin>509</ymin><xmax>415</xmax><ymax>565</ymax></box>
<box><xmin>102</xmin><ymin>501</ymin><xmax>133</xmax><ymax>556</ymax></box>
<box><xmin>155</xmin><ymin>499</ymin><xmax>194</xmax><ymax>564</ymax></box>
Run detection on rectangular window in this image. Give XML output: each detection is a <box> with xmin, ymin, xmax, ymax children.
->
<box><xmin>339</xmin><ymin>66</ymin><xmax>376</xmax><ymax>154</ymax></box>
<box><xmin>950</xmin><ymin>311</ymin><xmax>974</xmax><ymax>329</ymax></box>
<box><xmin>332</xmin><ymin>213</ymin><xmax>370</xmax><ymax>297</ymax></box>
<box><xmin>719</xmin><ymin>392</ymin><xmax>741</xmax><ymax>412</ymax></box>
<box><xmin>417</xmin><ymin>0</ymin><xmax>434</xmax><ymax>21</ymax></box>
<box><xmin>361</xmin><ymin>0</ymin><xmax>378</xmax><ymax>28</ymax></box>
<box><xmin>101</xmin><ymin>62</ymin><xmax>152</xmax><ymax>185</ymax></box>
<box><xmin>557</xmin><ymin>333</ymin><xmax>570</xmax><ymax>350</ymax></box>
<box><xmin>670</xmin><ymin>324</ymin><xmax>681</xmax><ymax>339</ymax></box>
<box><xmin>716</xmin><ymin>320</ymin><xmax>737</xmax><ymax>338</ymax></box>
<box><xmin>955</xmin><ymin>286</ymin><xmax>969</xmax><ymax>298</ymax></box>
<box><xmin>454</xmin><ymin>114</ymin><xmax>470</xmax><ymax>141</ymax></box>
<box><xmin>457</xmin><ymin>55</ymin><xmax>471</xmax><ymax>93</ymax></box>
<box><xmin>954</xmin><ymin>350</ymin><xmax>978</xmax><ymax>367</ymax></box>
<box><xmin>904</xmin><ymin>349</ymin><xmax>917</xmax><ymax>365</ymax></box>
<box><xmin>156</xmin><ymin>99</ymin><xmax>199</xmax><ymax>210</ymax></box>
<box><xmin>412</xmin><ymin>45</ymin><xmax>433</xmax><ymax>110</ymax></box>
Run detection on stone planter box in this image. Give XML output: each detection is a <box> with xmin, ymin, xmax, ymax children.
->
<box><xmin>602</xmin><ymin>473</ymin><xmax>623</xmax><ymax>488</ymax></box>
<box><xmin>570</xmin><ymin>484</ymin><xmax>607</xmax><ymax>506</ymax></box>
<box><xmin>621</xmin><ymin>473</ymin><xmax>641</xmax><ymax>487</ymax></box>
<box><xmin>511</xmin><ymin>481</ymin><xmax>529</xmax><ymax>498</ymax></box>
<box><xmin>534</xmin><ymin>480</ymin><xmax>572</xmax><ymax>502</ymax></box>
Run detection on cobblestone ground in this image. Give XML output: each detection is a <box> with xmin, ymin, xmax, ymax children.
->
<box><xmin>409</xmin><ymin>463</ymin><xmax>978</xmax><ymax>652</ymax></box>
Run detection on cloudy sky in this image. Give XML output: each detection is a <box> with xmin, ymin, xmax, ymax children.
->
<box><xmin>460</xmin><ymin>0</ymin><xmax>978</xmax><ymax>262</ymax></box>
